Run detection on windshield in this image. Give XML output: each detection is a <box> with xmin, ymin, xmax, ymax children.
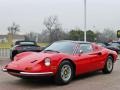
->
<box><xmin>44</xmin><ymin>41</ymin><xmax>75</xmax><ymax>54</ymax></box>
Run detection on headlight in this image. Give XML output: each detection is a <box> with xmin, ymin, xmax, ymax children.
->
<box><xmin>44</xmin><ymin>58</ymin><xmax>51</xmax><ymax>66</ymax></box>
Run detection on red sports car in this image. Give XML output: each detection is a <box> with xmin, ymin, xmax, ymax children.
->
<box><xmin>3</xmin><ymin>40</ymin><xmax>118</xmax><ymax>85</ymax></box>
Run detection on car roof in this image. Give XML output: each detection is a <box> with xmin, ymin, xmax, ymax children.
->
<box><xmin>112</xmin><ymin>41</ymin><xmax>120</xmax><ymax>43</ymax></box>
<box><xmin>15</xmin><ymin>40</ymin><xmax>36</xmax><ymax>45</ymax></box>
<box><xmin>55</xmin><ymin>40</ymin><xmax>91</xmax><ymax>44</ymax></box>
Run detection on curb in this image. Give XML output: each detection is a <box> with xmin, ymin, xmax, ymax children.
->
<box><xmin>0</xmin><ymin>58</ymin><xmax>10</xmax><ymax>60</ymax></box>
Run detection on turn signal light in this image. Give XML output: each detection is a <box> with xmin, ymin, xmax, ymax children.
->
<box><xmin>25</xmin><ymin>67</ymin><xmax>32</xmax><ymax>71</ymax></box>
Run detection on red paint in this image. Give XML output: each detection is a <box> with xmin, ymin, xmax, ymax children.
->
<box><xmin>5</xmin><ymin>43</ymin><xmax>118</xmax><ymax>77</ymax></box>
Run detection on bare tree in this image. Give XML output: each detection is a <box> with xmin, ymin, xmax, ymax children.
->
<box><xmin>25</xmin><ymin>32</ymin><xmax>38</xmax><ymax>41</ymax></box>
<box><xmin>103</xmin><ymin>28</ymin><xmax>116</xmax><ymax>41</ymax></box>
<box><xmin>96</xmin><ymin>31</ymin><xmax>108</xmax><ymax>42</ymax></box>
<box><xmin>37</xmin><ymin>30</ymin><xmax>50</xmax><ymax>43</ymax></box>
<box><xmin>96</xmin><ymin>28</ymin><xmax>117</xmax><ymax>42</ymax></box>
<box><xmin>43</xmin><ymin>16</ymin><xmax>62</xmax><ymax>43</ymax></box>
<box><xmin>8</xmin><ymin>22</ymin><xmax>20</xmax><ymax>35</ymax></box>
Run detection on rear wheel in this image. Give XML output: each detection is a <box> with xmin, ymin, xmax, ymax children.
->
<box><xmin>54</xmin><ymin>61</ymin><xmax>74</xmax><ymax>85</ymax></box>
<box><xmin>102</xmin><ymin>56</ymin><xmax>114</xmax><ymax>74</ymax></box>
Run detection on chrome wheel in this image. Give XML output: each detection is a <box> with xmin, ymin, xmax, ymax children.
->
<box><xmin>61</xmin><ymin>65</ymin><xmax>72</xmax><ymax>82</ymax></box>
<box><xmin>107</xmin><ymin>58</ymin><xmax>113</xmax><ymax>71</ymax></box>
<box><xmin>102</xmin><ymin>56</ymin><xmax>114</xmax><ymax>74</ymax></box>
<box><xmin>55</xmin><ymin>61</ymin><xmax>73</xmax><ymax>85</ymax></box>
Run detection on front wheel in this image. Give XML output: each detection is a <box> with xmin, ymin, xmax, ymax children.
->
<box><xmin>54</xmin><ymin>61</ymin><xmax>74</xmax><ymax>85</ymax></box>
<box><xmin>102</xmin><ymin>56</ymin><xmax>114</xmax><ymax>74</ymax></box>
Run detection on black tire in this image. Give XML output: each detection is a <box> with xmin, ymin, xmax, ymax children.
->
<box><xmin>54</xmin><ymin>61</ymin><xmax>74</xmax><ymax>85</ymax></box>
<box><xmin>102</xmin><ymin>56</ymin><xmax>114</xmax><ymax>74</ymax></box>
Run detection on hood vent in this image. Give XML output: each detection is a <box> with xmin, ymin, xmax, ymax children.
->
<box><xmin>30</xmin><ymin>60</ymin><xmax>38</xmax><ymax>63</ymax></box>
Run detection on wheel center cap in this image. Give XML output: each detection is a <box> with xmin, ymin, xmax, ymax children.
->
<box><xmin>64</xmin><ymin>70</ymin><xmax>67</xmax><ymax>75</ymax></box>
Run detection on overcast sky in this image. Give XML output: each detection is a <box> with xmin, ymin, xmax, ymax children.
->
<box><xmin>0</xmin><ymin>0</ymin><xmax>120</xmax><ymax>34</ymax></box>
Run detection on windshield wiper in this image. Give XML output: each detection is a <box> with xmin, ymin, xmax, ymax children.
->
<box><xmin>44</xmin><ymin>50</ymin><xmax>60</xmax><ymax>53</ymax></box>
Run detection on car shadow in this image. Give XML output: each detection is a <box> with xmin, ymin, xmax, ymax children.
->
<box><xmin>74</xmin><ymin>71</ymin><xmax>103</xmax><ymax>81</ymax></box>
<box><xmin>12</xmin><ymin>71</ymin><xmax>104</xmax><ymax>88</ymax></box>
<box><xmin>16</xmin><ymin>77</ymin><xmax>56</xmax><ymax>87</ymax></box>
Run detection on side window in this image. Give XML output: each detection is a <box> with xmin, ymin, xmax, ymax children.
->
<box><xmin>80</xmin><ymin>44</ymin><xmax>93</xmax><ymax>53</ymax></box>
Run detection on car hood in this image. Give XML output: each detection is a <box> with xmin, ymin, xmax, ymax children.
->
<box><xmin>6</xmin><ymin>52</ymin><xmax>63</xmax><ymax>71</ymax></box>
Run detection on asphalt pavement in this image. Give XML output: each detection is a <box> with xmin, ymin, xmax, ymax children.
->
<box><xmin>0</xmin><ymin>57</ymin><xmax>120</xmax><ymax>90</ymax></box>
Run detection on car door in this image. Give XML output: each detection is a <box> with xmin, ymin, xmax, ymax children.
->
<box><xmin>89</xmin><ymin>44</ymin><xmax>106</xmax><ymax>71</ymax></box>
<box><xmin>74</xmin><ymin>43</ymin><xmax>97</xmax><ymax>75</ymax></box>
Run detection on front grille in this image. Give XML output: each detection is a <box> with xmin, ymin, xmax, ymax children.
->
<box><xmin>7</xmin><ymin>69</ymin><xmax>22</xmax><ymax>73</ymax></box>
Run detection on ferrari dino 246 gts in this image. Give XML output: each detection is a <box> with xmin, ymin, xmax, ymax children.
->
<box><xmin>3</xmin><ymin>40</ymin><xmax>118</xmax><ymax>85</ymax></box>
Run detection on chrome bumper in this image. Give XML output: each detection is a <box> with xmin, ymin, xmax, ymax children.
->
<box><xmin>2</xmin><ymin>68</ymin><xmax>7</xmax><ymax>72</ymax></box>
<box><xmin>2</xmin><ymin>68</ymin><xmax>53</xmax><ymax>76</ymax></box>
<box><xmin>20</xmin><ymin>72</ymin><xmax>53</xmax><ymax>76</ymax></box>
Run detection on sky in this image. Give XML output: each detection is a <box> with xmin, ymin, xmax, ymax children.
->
<box><xmin>0</xmin><ymin>0</ymin><xmax>120</xmax><ymax>34</ymax></box>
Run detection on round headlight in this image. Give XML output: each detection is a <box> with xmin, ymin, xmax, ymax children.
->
<box><xmin>44</xmin><ymin>58</ymin><xmax>51</xmax><ymax>66</ymax></box>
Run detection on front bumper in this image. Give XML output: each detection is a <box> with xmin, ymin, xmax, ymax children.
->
<box><xmin>2</xmin><ymin>68</ymin><xmax>53</xmax><ymax>77</ymax></box>
<box><xmin>20</xmin><ymin>72</ymin><xmax>53</xmax><ymax>76</ymax></box>
<box><xmin>2</xmin><ymin>68</ymin><xmax>7</xmax><ymax>72</ymax></box>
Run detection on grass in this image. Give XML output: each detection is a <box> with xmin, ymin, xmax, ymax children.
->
<box><xmin>0</xmin><ymin>43</ymin><xmax>11</xmax><ymax>48</ymax></box>
<box><xmin>37</xmin><ymin>43</ymin><xmax>49</xmax><ymax>47</ymax></box>
<box><xmin>0</xmin><ymin>42</ymin><xmax>48</xmax><ymax>48</ymax></box>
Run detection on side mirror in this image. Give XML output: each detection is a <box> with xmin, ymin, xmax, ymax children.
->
<box><xmin>79</xmin><ymin>50</ymin><xmax>83</xmax><ymax>54</ymax></box>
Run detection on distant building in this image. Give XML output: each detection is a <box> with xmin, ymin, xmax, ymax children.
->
<box><xmin>12</xmin><ymin>35</ymin><xmax>25</xmax><ymax>43</ymax></box>
<box><xmin>0</xmin><ymin>34</ymin><xmax>25</xmax><ymax>43</ymax></box>
<box><xmin>0</xmin><ymin>35</ymin><xmax>7</xmax><ymax>43</ymax></box>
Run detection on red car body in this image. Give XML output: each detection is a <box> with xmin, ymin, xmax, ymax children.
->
<box><xmin>3</xmin><ymin>41</ymin><xmax>118</xmax><ymax>84</ymax></box>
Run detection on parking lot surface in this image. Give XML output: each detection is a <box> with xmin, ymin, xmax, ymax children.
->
<box><xmin>0</xmin><ymin>58</ymin><xmax>120</xmax><ymax>90</ymax></box>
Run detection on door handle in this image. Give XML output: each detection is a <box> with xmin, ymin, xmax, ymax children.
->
<box><xmin>97</xmin><ymin>52</ymin><xmax>102</xmax><ymax>55</ymax></box>
<box><xmin>89</xmin><ymin>52</ymin><xmax>102</xmax><ymax>55</ymax></box>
